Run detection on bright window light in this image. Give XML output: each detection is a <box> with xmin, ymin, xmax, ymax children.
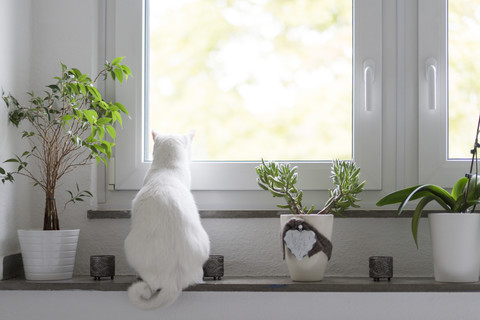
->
<box><xmin>448</xmin><ymin>0</ymin><xmax>480</xmax><ymax>159</ymax></box>
<box><xmin>146</xmin><ymin>0</ymin><xmax>352</xmax><ymax>162</ymax></box>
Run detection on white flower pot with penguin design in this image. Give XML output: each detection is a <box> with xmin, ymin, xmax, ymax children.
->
<box><xmin>280</xmin><ymin>214</ymin><xmax>334</xmax><ymax>281</ymax></box>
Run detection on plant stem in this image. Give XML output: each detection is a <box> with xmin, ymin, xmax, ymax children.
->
<box><xmin>465</xmin><ymin>114</ymin><xmax>480</xmax><ymax>212</ymax></box>
<box><xmin>317</xmin><ymin>192</ymin><xmax>343</xmax><ymax>215</ymax></box>
<box><xmin>44</xmin><ymin>195</ymin><xmax>59</xmax><ymax>230</ymax></box>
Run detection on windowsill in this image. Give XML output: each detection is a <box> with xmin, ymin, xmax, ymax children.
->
<box><xmin>86</xmin><ymin>209</ymin><xmax>428</xmax><ymax>220</ymax></box>
<box><xmin>2</xmin><ymin>276</ymin><xmax>480</xmax><ymax>292</ymax></box>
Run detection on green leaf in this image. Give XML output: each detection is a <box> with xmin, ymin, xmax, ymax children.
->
<box><xmin>112</xmin><ymin>111</ymin><xmax>122</xmax><ymax>126</ymax></box>
<box><xmin>78</xmin><ymin>83</ymin><xmax>86</xmax><ymax>95</ymax></box>
<box><xmin>111</xmin><ymin>56</ymin><xmax>125</xmax><ymax>66</ymax></box>
<box><xmin>96</xmin><ymin>117</ymin><xmax>112</xmax><ymax>126</ymax></box>
<box><xmin>47</xmin><ymin>84</ymin><xmax>60</xmax><ymax>92</ymax></box>
<box><xmin>4</xmin><ymin>158</ymin><xmax>19</xmax><ymax>163</ymax></box>
<box><xmin>83</xmin><ymin>109</ymin><xmax>97</xmax><ymax>125</ymax></box>
<box><xmin>377</xmin><ymin>186</ymin><xmax>436</xmax><ymax>207</ymax></box>
<box><xmin>121</xmin><ymin>64</ymin><xmax>132</xmax><ymax>77</ymax></box>
<box><xmin>99</xmin><ymin>156</ymin><xmax>108</xmax><ymax>167</ymax></box>
<box><xmin>71</xmin><ymin>68</ymin><xmax>82</xmax><ymax>77</ymax></box>
<box><xmin>411</xmin><ymin>196</ymin><xmax>436</xmax><ymax>248</ymax></box>
<box><xmin>98</xmin><ymin>101</ymin><xmax>109</xmax><ymax>110</ymax></box>
<box><xmin>106</xmin><ymin>125</ymin><xmax>116</xmax><ymax>140</ymax></box>
<box><xmin>452</xmin><ymin>177</ymin><xmax>469</xmax><ymax>200</ymax></box>
<box><xmin>87</xmin><ymin>86</ymin><xmax>101</xmax><ymax>100</ymax></box>
<box><xmin>257</xmin><ymin>180</ymin><xmax>269</xmax><ymax>191</ymax></box>
<box><xmin>62</xmin><ymin>114</ymin><xmax>74</xmax><ymax>122</ymax></box>
<box><xmin>78</xmin><ymin>74</ymin><xmax>88</xmax><ymax>83</ymax></box>
<box><xmin>114</xmin><ymin>102</ymin><xmax>129</xmax><ymax>116</ymax></box>
<box><xmin>69</xmin><ymin>83</ymin><xmax>79</xmax><ymax>95</ymax></box>
<box><xmin>93</xmin><ymin>144</ymin><xmax>106</xmax><ymax>154</ymax></box>
<box><xmin>0</xmin><ymin>167</ymin><xmax>5</xmax><ymax>175</ymax></box>
<box><xmin>97</xmin><ymin>126</ymin><xmax>105</xmax><ymax>140</ymax></box>
<box><xmin>396</xmin><ymin>184</ymin><xmax>454</xmax><ymax>216</ymax></box>
<box><xmin>113</xmin><ymin>68</ymin><xmax>124</xmax><ymax>83</ymax></box>
<box><xmin>270</xmin><ymin>189</ymin><xmax>285</xmax><ymax>198</ymax></box>
<box><xmin>75</xmin><ymin>109</ymin><xmax>83</xmax><ymax>120</ymax></box>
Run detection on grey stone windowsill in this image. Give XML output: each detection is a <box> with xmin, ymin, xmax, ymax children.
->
<box><xmin>2</xmin><ymin>276</ymin><xmax>480</xmax><ymax>292</ymax></box>
<box><xmin>87</xmin><ymin>210</ymin><xmax>429</xmax><ymax>219</ymax></box>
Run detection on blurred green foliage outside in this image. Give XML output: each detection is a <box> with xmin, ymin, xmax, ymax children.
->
<box><xmin>146</xmin><ymin>0</ymin><xmax>479</xmax><ymax>161</ymax></box>
<box><xmin>147</xmin><ymin>0</ymin><xmax>352</xmax><ymax>161</ymax></box>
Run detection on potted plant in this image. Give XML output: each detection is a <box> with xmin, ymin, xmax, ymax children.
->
<box><xmin>376</xmin><ymin>115</ymin><xmax>480</xmax><ymax>282</ymax></box>
<box><xmin>255</xmin><ymin>159</ymin><xmax>365</xmax><ymax>281</ymax></box>
<box><xmin>0</xmin><ymin>57</ymin><xmax>131</xmax><ymax>280</ymax></box>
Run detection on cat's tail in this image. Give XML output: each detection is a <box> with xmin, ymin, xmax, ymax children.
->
<box><xmin>128</xmin><ymin>281</ymin><xmax>181</xmax><ymax>310</ymax></box>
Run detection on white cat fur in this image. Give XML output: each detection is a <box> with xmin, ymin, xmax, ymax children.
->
<box><xmin>125</xmin><ymin>130</ymin><xmax>210</xmax><ymax>309</ymax></box>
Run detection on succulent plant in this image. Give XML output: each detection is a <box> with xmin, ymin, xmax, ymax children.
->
<box><xmin>256</xmin><ymin>159</ymin><xmax>365</xmax><ymax>216</ymax></box>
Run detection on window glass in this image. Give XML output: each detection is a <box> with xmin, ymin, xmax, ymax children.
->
<box><xmin>448</xmin><ymin>0</ymin><xmax>480</xmax><ymax>159</ymax></box>
<box><xmin>146</xmin><ymin>0</ymin><xmax>352</xmax><ymax>162</ymax></box>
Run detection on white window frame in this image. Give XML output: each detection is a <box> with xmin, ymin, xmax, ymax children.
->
<box><xmin>111</xmin><ymin>0</ymin><xmax>383</xmax><ymax>197</ymax></box>
<box><xmin>418</xmin><ymin>0</ymin><xmax>474</xmax><ymax>187</ymax></box>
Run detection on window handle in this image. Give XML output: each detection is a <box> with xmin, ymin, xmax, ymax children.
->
<box><xmin>426</xmin><ymin>58</ymin><xmax>437</xmax><ymax>110</ymax></box>
<box><xmin>363</xmin><ymin>60</ymin><xmax>375</xmax><ymax>112</ymax></box>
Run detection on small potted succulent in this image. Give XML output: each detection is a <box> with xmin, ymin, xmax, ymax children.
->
<box><xmin>0</xmin><ymin>57</ymin><xmax>131</xmax><ymax>280</ymax></box>
<box><xmin>256</xmin><ymin>159</ymin><xmax>365</xmax><ymax>281</ymax></box>
<box><xmin>376</xmin><ymin>115</ymin><xmax>480</xmax><ymax>282</ymax></box>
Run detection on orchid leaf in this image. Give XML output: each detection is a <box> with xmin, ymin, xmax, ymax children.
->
<box><xmin>452</xmin><ymin>177</ymin><xmax>468</xmax><ymax>200</ymax></box>
<box><xmin>397</xmin><ymin>185</ymin><xmax>454</xmax><ymax>216</ymax></box>
<box><xmin>376</xmin><ymin>186</ymin><xmax>431</xmax><ymax>206</ymax></box>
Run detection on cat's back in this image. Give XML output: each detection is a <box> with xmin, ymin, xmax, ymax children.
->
<box><xmin>131</xmin><ymin>169</ymin><xmax>198</xmax><ymax>226</ymax></box>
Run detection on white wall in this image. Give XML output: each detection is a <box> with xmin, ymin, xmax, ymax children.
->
<box><xmin>0</xmin><ymin>0</ymin><xmax>35</xmax><ymax>258</ymax></box>
<box><xmin>1</xmin><ymin>290</ymin><xmax>480</xmax><ymax>320</ymax></box>
<box><xmin>0</xmin><ymin>0</ymin><xmax>437</xmax><ymax>279</ymax></box>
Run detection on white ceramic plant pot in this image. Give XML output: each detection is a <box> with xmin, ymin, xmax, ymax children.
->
<box><xmin>429</xmin><ymin>213</ymin><xmax>480</xmax><ymax>283</ymax></box>
<box><xmin>280</xmin><ymin>214</ymin><xmax>334</xmax><ymax>281</ymax></box>
<box><xmin>18</xmin><ymin>229</ymin><xmax>80</xmax><ymax>281</ymax></box>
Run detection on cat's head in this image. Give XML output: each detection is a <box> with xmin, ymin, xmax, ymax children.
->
<box><xmin>151</xmin><ymin>130</ymin><xmax>195</xmax><ymax>167</ymax></box>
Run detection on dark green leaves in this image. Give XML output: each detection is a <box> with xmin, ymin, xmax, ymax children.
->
<box><xmin>64</xmin><ymin>183</ymin><xmax>93</xmax><ymax>209</ymax></box>
<box><xmin>376</xmin><ymin>175</ymin><xmax>480</xmax><ymax>248</ymax></box>
<box><xmin>0</xmin><ymin>149</ymin><xmax>33</xmax><ymax>184</ymax></box>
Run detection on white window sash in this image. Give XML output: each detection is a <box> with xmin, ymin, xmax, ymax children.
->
<box><xmin>111</xmin><ymin>0</ymin><xmax>383</xmax><ymax>193</ymax></box>
<box><xmin>418</xmin><ymin>0</ymin><xmax>472</xmax><ymax>186</ymax></box>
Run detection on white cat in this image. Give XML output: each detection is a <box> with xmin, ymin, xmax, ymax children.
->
<box><xmin>124</xmin><ymin>130</ymin><xmax>210</xmax><ymax>310</ymax></box>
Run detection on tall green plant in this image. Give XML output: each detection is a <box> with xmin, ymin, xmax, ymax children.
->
<box><xmin>255</xmin><ymin>159</ymin><xmax>365</xmax><ymax>216</ymax></box>
<box><xmin>0</xmin><ymin>57</ymin><xmax>131</xmax><ymax>230</ymax></box>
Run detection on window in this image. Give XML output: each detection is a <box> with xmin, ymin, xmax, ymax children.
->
<box><xmin>448</xmin><ymin>0</ymin><xmax>480</xmax><ymax>159</ymax></box>
<box><xmin>418</xmin><ymin>0</ymin><xmax>480</xmax><ymax>186</ymax></box>
<box><xmin>106</xmin><ymin>0</ymin><xmax>480</xmax><ymax>210</ymax></box>
<box><xmin>146</xmin><ymin>0</ymin><xmax>353</xmax><ymax>163</ymax></box>
<box><xmin>111</xmin><ymin>0</ymin><xmax>383</xmax><ymax>199</ymax></box>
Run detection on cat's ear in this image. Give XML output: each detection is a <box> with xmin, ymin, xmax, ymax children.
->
<box><xmin>152</xmin><ymin>130</ymin><xmax>160</xmax><ymax>141</ymax></box>
<box><xmin>186</xmin><ymin>130</ymin><xmax>196</xmax><ymax>142</ymax></box>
